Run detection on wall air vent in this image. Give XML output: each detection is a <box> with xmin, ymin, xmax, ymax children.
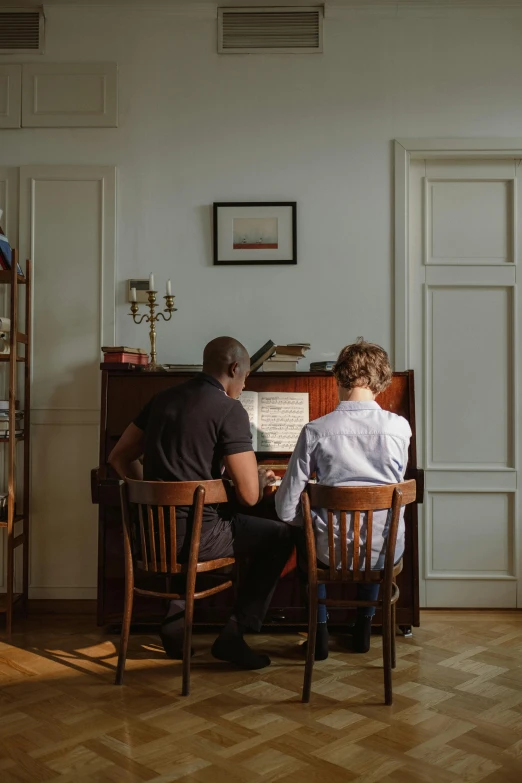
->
<box><xmin>0</xmin><ymin>8</ymin><xmax>44</xmax><ymax>55</ymax></box>
<box><xmin>218</xmin><ymin>6</ymin><xmax>323</xmax><ymax>54</ymax></box>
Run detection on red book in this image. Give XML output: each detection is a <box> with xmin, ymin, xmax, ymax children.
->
<box><xmin>102</xmin><ymin>352</ymin><xmax>149</xmax><ymax>365</ymax></box>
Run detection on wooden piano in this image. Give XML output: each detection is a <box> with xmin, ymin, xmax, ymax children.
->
<box><xmin>91</xmin><ymin>368</ymin><xmax>423</xmax><ymax>630</ymax></box>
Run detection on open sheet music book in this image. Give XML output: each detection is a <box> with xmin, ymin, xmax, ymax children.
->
<box><xmin>239</xmin><ymin>390</ymin><xmax>309</xmax><ymax>451</ymax></box>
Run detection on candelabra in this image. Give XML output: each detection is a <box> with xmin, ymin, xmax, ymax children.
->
<box><xmin>129</xmin><ymin>289</ymin><xmax>177</xmax><ymax>371</ymax></box>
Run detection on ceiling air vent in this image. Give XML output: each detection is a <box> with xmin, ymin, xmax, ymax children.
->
<box><xmin>218</xmin><ymin>6</ymin><xmax>323</xmax><ymax>54</ymax></box>
<box><xmin>0</xmin><ymin>8</ymin><xmax>44</xmax><ymax>55</ymax></box>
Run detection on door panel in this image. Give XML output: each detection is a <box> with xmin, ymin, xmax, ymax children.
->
<box><xmin>19</xmin><ymin>166</ymin><xmax>115</xmax><ymax>598</ymax></box>
<box><xmin>409</xmin><ymin>158</ymin><xmax>521</xmax><ymax>607</ymax></box>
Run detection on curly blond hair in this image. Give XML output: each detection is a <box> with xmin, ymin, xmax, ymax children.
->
<box><xmin>333</xmin><ymin>338</ymin><xmax>392</xmax><ymax>395</ymax></box>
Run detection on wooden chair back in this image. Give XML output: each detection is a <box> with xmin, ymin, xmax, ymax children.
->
<box><xmin>302</xmin><ymin>480</ymin><xmax>417</xmax><ymax>583</ymax></box>
<box><xmin>300</xmin><ymin>479</ymin><xmax>417</xmax><ymax>706</ymax></box>
<box><xmin>120</xmin><ymin>478</ymin><xmax>230</xmax><ymax>576</ymax></box>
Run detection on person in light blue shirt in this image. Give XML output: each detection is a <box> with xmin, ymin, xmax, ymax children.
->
<box><xmin>275</xmin><ymin>338</ymin><xmax>411</xmax><ymax>659</ymax></box>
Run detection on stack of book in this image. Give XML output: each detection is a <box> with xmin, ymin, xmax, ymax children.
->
<box><xmin>0</xmin><ymin>401</ymin><xmax>23</xmax><ymax>437</ymax></box>
<box><xmin>261</xmin><ymin>343</ymin><xmax>310</xmax><ymax>372</ymax></box>
<box><xmin>250</xmin><ymin>340</ymin><xmax>311</xmax><ymax>372</ymax></box>
<box><xmin>101</xmin><ymin>346</ymin><xmax>149</xmax><ymax>366</ymax></box>
<box><xmin>164</xmin><ymin>364</ymin><xmax>203</xmax><ymax>372</ymax></box>
<box><xmin>310</xmin><ymin>360</ymin><xmax>336</xmax><ymax>372</ymax></box>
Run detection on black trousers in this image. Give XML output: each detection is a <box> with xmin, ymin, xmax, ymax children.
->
<box><xmin>168</xmin><ymin>514</ymin><xmax>295</xmax><ymax>633</ymax></box>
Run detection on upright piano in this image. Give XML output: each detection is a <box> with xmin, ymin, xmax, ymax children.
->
<box><xmin>91</xmin><ymin>368</ymin><xmax>423</xmax><ymax>630</ymax></box>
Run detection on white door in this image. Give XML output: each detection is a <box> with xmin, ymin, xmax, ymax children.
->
<box><xmin>19</xmin><ymin>166</ymin><xmax>116</xmax><ymax>599</ymax></box>
<box><xmin>409</xmin><ymin>157</ymin><xmax>522</xmax><ymax>608</ymax></box>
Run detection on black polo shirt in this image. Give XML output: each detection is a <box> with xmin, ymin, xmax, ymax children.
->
<box><xmin>133</xmin><ymin>373</ymin><xmax>253</xmax><ymax>536</ymax></box>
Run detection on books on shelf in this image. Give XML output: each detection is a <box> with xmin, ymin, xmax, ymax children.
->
<box><xmin>250</xmin><ymin>341</ymin><xmax>310</xmax><ymax>372</ymax></box>
<box><xmin>102</xmin><ymin>346</ymin><xmax>147</xmax><ymax>354</ymax></box>
<box><xmin>103</xmin><ymin>352</ymin><xmax>148</xmax><ymax>365</ymax></box>
<box><xmin>239</xmin><ymin>390</ymin><xmax>309</xmax><ymax>451</ymax></box>
<box><xmin>0</xmin><ymin>400</ymin><xmax>19</xmax><ymax>411</ymax></box>
<box><xmin>275</xmin><ymin>343</ymin><xmax>310</xmax><ymax>357</ymax></box>
<box><xmin>101</xmin><ymin>346</ymin><xmax>148</xmax><ymax>365</ymax></box>
<box><xmin>261</xmin><ymin>360</ymin><xmax>300</xmax><ymax>372</ymax></box>
<box><xmin>164</xmin><ymin>364</ymin><xmax>203</xmax><ymax>372</ymax></box>
<box><xmin>0</xmin><ymin>412</ymin><xmax>24</xmax><ymax>432</ymax></box>
<box><xmin>0</xmin><ymin>232</ymin><xmax>24</xmax><ymax>276</ymax></box>
<box><xmin>310</xmin><ymin>361</ymin><xmax>336</xmax><ymax>371</ymax></box>
<box><xmin>250</xmin><ymin>340</ymin><xmax>276</xmax><ymax>372</ymax></box>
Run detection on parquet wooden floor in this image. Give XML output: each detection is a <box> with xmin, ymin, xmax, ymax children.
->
<box><xmin>1</xmin><ymin>610</ymin><xmax>521</xmax><ymax>782</ymax></box>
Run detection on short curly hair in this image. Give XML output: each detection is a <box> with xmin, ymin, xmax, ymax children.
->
<box><xmin>333</xmin><ymin>338</ymin><xmax>392</xmax><ymax>395</ymax></box>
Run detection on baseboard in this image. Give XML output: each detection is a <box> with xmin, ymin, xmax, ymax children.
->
<box><xmin>28</xmin><ymin>587</ymin><xmax>97</xmax><ymax>599</ymax></box>
<box><xmin>28</xmin><ymin>599</ymin><xmax>97</xmax><ymax>615</ymax></box>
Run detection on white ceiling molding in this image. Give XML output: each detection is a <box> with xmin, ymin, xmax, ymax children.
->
<box><xmin>6</xmin><ymin>0</ymin><xmax>522</xmax><ymax>7</ymax></box>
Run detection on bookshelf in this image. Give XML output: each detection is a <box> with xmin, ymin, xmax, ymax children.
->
<box><xmin>0</xmin><ymin>251</ymin><xmax>32</xmax><ymax>637</ymax></box>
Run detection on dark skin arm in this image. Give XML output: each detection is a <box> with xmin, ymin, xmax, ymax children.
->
<box><xmin>224</xmin><ymin>451</ymin><xmax>275</xmax><ymax>506</ymax></box>
<box><xmin>108</xmin><ymin>427</ymin><xmax>275</xmax><ymax>504</ymax></box>
<box><xmin>108</xmin><ymin>423</ymin><xmax>144</xmax><ymax>480</ymax></box>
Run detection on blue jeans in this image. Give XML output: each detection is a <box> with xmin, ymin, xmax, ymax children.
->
<box><xmin>317</xmin><ymin>582</ymin><xmax>379</xmax><ymax>623</ymax></box>
<box><xmin>295</xmin><ymin>531</ymin><xmax>380</xmax><ymax>623</ymax></box>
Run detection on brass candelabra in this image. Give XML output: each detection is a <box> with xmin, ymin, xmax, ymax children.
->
<box><xmin>129</xmin><ymin>290</ymin><xmax>177</xmax><ymax>371</ymax></box>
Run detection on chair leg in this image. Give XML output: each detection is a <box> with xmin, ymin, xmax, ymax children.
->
<box><xmin>382</xmin><ymin>600</ymin><xmax>393</xmax><ymax>705</ymax></box>
<box><xmin>391</xmin><ymin>600</ymin><xmax>397</xmax><ymax>670</ymax></box>
<box><xmin>115</xmin><ymin>584</ymin><xmax>134</xmax><ymax>685</ymax></box>
<box><xmin>302</xmin><ymin>588</ymin><xmax>318</xmax><ymax>703</ymax></box>
<box><xmin>182</xmin><ymin>589</ymin><xmax>195</xmax><ymax>697</ymax></box>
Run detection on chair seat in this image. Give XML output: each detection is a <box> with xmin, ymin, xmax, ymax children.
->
<box><xmin>136</xmin><ymin>556</ymin><xmax>235</xmax><ymax>575</ymax></box>
<box><xmin>316</xmin><ymin>558</ymin><xmax>403</xmax><ymax>583</ymax></box>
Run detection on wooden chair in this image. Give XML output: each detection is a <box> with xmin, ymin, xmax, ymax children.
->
<box><xmin>115</xmin><ymin>478</ymin><xmax>234</xmax><ymax>696</ymax></box>
<box><xmin>301</xmin><ymin>480</ymin><xmax>416</xmax><ymax>705</ymax></box>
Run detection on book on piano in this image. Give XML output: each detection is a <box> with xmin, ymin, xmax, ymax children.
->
<box><xmin>250</xmin><ymin>340</ymin><xmax>276</xmax><ymax>372</ymax></box>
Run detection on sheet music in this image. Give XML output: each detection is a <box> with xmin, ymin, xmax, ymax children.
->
<box><xmin>257</xmin><ymin>392</ymin><xmax>309</xmax><ymax>451</ymax></box>
<box><xmin>238</xmin><ymin>390</ymin><xmax>258</xmax><ymax>449</ymax></box>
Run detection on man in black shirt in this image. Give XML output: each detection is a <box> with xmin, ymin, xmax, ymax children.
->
<box><xmin>108</xmin><ymin>336</ymin><xmax>294</xmax><ymax>669</ymax></box>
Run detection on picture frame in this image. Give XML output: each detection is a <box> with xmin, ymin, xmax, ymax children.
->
<box><xmin>213</xmin><ymin>202</ymin><xmax>297</xmax><ymax>265</ymax></box>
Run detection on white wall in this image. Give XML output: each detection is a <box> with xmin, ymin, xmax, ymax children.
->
<box><xmin>3</xmin><ymin>3</ymin><xmax>522</xmax><ymax>365</ymax></box>
<box><xmin>3</xmin><ymin>1</ymin><xmax>522</xmax><ymax>597</ymax></box>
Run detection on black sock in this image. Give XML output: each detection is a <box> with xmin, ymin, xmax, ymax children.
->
<box><xmin>160</xmin><ymin>610</ymin><xmax>193</xmax><ymax>659</ymax></box>
<box><xmin>353</xmin><ymin>616</ymin><xmax>372</xmax><ymax>653</ymax></box>
<box><xmin>211</xmin><ymin>618</ymin><xmax>271</xmax><ymax>670</ymax></box>
<box><xmin>302</xmin><ymin>622</ymin><xmax>329</xmax><ymax>661</ymax></box>
<box><xmin>221</xmin><ymin>617</ymin><xmax>244</xmax><ymax>637</ymax></box>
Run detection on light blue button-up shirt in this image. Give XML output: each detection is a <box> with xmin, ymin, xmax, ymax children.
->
<box><xmin>275</xmin><ymin>401</ymin><xmax>412</xmax><ymax>570</ymax></box>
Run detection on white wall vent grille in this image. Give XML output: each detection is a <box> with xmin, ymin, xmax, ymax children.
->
<box><xmin>218</xmin><ymin>6</ymin><xmax>323</xmax><ymax>54</ymax></box>
<box><xmin>0</xmin><ymin>8</ymin><xmax>44</xmax><ymax>55</ymax></box>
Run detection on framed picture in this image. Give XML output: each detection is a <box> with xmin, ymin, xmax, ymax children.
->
<box><xmin>213</xmin><ymin>202</ymin><xmax>297</xmax><ymax>265</ymax></box>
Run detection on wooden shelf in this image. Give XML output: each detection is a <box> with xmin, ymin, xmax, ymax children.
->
<box><xmin>0</xmin><ymin>251</ymin><xmax>32</xmax><ymax>637</ymax></box>
<box><xmin>0</xmin><ymin>271</ymin><xmax>26</xmax><ymax>285</ymax></box>
<box><xmin>0</xmin><ymin>514</ymin><xmax>27</xmax><ymax>528</ymax></box>
<box><xmin>0</xmin><ymin>593</ymin><xmax>23</xmax><ymax>614</ymax></box>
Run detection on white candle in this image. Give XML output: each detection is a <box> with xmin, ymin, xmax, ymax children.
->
<box><xmin>166</xmin><ymin>279</ymin><xmax>172</xmax><ymax>296</ymax></box>
<box><xmin>149</xmin><ymin>273</ymin><xmax>155</xmax><ymax>291</ymax></box>
<box><xmin>130</xmin><ymin>287</ymin><xmax>136</xmax><ymax>302</ymax></box>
